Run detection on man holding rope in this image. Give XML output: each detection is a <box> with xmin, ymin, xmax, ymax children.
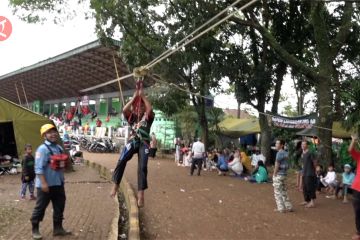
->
<box><xmin>110</xmin><ymin>80</ymin><xmax>154</xmax><ymax>207</ymax></box>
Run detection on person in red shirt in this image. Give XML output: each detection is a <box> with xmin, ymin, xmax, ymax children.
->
<box><xmin>96</xmin><ymin>118</ymin><xmax>102</xmax><ymax>127</ymax></box>
<box><xmin>349</xmin><ymin>134</ymin><xmax>360</xmax><ymax>240</ymax></box>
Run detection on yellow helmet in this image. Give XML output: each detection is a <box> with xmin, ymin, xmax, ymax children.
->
<box><xmin>40</xmin><ymin>124</ymin><xmax>56</xmax><ymax>136</ymax></box>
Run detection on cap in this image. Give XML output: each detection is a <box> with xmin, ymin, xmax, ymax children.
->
<box><xmin>344</xmin><ymin>164</ymin><xmax>351</xmax><ymax>169</ymax></box>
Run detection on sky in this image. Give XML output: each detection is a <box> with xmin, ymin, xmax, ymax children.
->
<box><xmin>0</xmin><ymin>0</ymin><xmax>307</xmax><ymax>115</ymax></box>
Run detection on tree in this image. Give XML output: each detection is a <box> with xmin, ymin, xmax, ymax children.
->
<box><xmin>234</xmin><ymin>0</ymin><xmax>358</xmax><ymax>164</ymax></box>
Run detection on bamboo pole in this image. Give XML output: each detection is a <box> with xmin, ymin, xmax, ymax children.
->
<box><xmin>14</xmin><ymin>82</ymin><xmax>22</xmax><ymax>105</ymax></box>
<box><xmin>113</xmin><ymin>54</ymin><xmax>125</xmax><ymax>107</ymax></box>
<box><xmin>20</xmin><ymin>81</ymin><xmax>30</xmax><ymax>109</ymax></box>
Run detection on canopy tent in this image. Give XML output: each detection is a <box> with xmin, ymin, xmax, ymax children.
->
<box><xmin>296</xmin><ymin>122</ymin><xmax>352</xmax><ymax>139</ymax></box>
<box><xmin>0</xmin><ymin>97</ymin><xmax>53</xmax><ymax>158</ymax></box>
<box><xmin>217</xmin><ymin>118</ymin><xmax>260</xmax><ymax>137</ymax></box>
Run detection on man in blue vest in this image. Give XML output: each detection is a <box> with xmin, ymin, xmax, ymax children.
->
<box><xmin>30</xmin><ymin>124</ymin><xmax>71</xmax><ymax>239</ymax></box>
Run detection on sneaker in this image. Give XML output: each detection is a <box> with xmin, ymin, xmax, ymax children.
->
<box><xmin>30</xmin><ymin>195</ymin><xmax>37</xmax><ymax>200</ymax></box>
<box><xmin>326</xmin><ymin>195</ymin><xmax>336</xmax><ymax>199</ymax></box>
<box><xmin>20</xmin><ymin>195</ymin><xmax>26</xmax><ymax>200</ymax></box>
<box><xmin>274</xmin><ymin>208</ymin><xmax>285</xmax><ymax>213</ymax></box>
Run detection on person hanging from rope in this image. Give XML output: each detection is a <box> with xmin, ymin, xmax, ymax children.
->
<box><xmin>110</xmin><ymin>79</ymin><xmax>155</xmax><ymax>208</ymax></box>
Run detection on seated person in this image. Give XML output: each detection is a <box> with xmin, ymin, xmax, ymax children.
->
<box><xmin>315</xmin><ymin>165</ymin><xmax>326</xmax><ymax>193</ymax></box>
<box><xmin>240</xmin><ymin>151</ymin><xmax>252</xmax><ymax>175</ymax></box>
<box><xmin>251</xmin><ymin>150</ymin><xmax>266</xmax><ymax>167</ymax></box>
<box><xmin>333</xmin><ymin>164</ymin><xmax>355</xmax><ymax>203</ymax></box>
<box><xmin>228</xmin><ymin>149</ymin><xmax>243</xmax><ymax>176</ymax></box>
<box><xmin>321</xmin><ymin>165</ymin><xmax>338</xmax><ymax>195</ymax></box>
<box><xmin>245</xmin><ymin>160</ymin><xmax>268</xmax><ymax>183</ymax></box>
<box><xmin>217</xmin><ymin>149</ymin><xmax>229</xmax><ymax>176</ymax></box>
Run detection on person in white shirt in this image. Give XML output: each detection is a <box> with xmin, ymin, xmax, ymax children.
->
<box><xmin>228</xmin><ymin>149</ymin><xmax>243</xmax><ymax>176</ymax></box>
<box><xmin>190</xmin><ymin>138</ymin><xmax>205</xmax><ymax>176</ymax></box>
<box><xmin>251</xmin><ymin>150</ymin><xmax>266</xmax><ymax>167</ymax></box>
<box><xmin>321</xmin><ymin>165</ymin><xmax>337</xmax><ymax>195</ymax></box>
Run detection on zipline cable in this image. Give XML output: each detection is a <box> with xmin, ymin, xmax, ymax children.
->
<box><xmin>146</xmin><ymin>0</ymin><xmax>258</xmax><ymax>69</ymax></box>
<box><xmin>145</xmin><ymin>0</ymin><xmax>246</xmax><ymax>68</ymax></box>
<box><xmin>80</xmin><ymin>0</ymin><xmax>258</xmax><ymax>93</ymax></box>
<box><xmin>151</xmin><ymin>74</ymin><xmax>343</xmax><ymax>133</ymax></box>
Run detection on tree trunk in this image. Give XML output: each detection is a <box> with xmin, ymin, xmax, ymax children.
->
<box><xmin>271</xmin><ymin>62</ymin><xmax>287</xmax><ymax>114</ymax></box>
<box><xmin>237</xmin><ymin>102</ymin><xmax>241</xmax><ymax>119</ymax></box>
<box><xmin>316</xmin><ymin>74</ymin><xmax>333</xmax><ymax>166</ymax></box>
<box><xmin>259</xmin><ymin>111</ymin><xmax>271</xmax><ymax>163</ymax></box>
<box><xmin>197</xmin><ymin>96</ymin><xmax>209</xmax><ymax>149</ymax></box>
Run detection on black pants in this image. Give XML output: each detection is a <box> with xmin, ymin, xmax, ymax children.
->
<box><xmin>190</xmin><ymin>158</ymin><xmax>203</xmax><ymax>176</ymax></box>
<box><xmin>316</xmin><ymin>177</ymin><xmax>325</xmax><ymax>191</ymax></box>
<box><xmin>112</xmin><ymin>139</ymin><xmax>149</xmax><ymax>190</ymax></box>
<box><xmin>149</xmin><ymin>148</ymin><xmax>157</xmax><ymax>158</ymax></box>
<box><xmin>303</xmin><ymin>176</ymin><xmax>317</xmax><ymax>202</ymax></box>
<box><xmin>353</xmin><ymin>190</ymin><xmax>360</xmax><ymax>234</ymax></box>
<box><xmin>31</xmin><ymin>186</ymin><xmax>66</xmax><ymax>224</ymax></box>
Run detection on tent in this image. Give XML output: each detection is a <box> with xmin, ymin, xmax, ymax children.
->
<box><xmin>0</xmin><ymin>97</ymin><xmax>53</xmax><ymax>158</ymax></box>
<box><xmin>296</xmin><ymin>122</ymin><xmax>352</xmax><ymax>139</ymax></box>
<box><xmin>217</xmin><ymin>118</ymin><xmax>261</xmax><ymax>137</ymax></box>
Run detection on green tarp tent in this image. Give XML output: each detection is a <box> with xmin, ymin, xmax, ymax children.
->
<box><xmin>217</xmin><ymin>118</ymin><xmax>261</xmax><ymax>137</ymax></box>
<box><xmin>0</xmin><ymin>97</ymin><xmax>53</xmax><ymax>158</ymax></box>
<box><xmin>296</xmin><ymin>122</ymin><xmax>352</xmax><ymax>139</ymax></box>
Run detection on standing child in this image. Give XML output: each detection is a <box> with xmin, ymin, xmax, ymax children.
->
<box><xmin>334</xmin><ymin>164</ymin><xmax>355</xmax><ymax>203</ymax></box>
<box><xmin>20</xmin><ymin>144</ymin><xmax>36</xmax><ymax>200</ymax></box>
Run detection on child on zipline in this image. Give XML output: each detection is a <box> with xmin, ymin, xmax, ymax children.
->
<box><xmin>110</xmin><ymin>80</ymin><xmax>155</xmax><ymax>208</ymax></box>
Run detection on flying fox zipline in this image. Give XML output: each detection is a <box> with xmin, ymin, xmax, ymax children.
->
<box><xmin>80</xmin><ymin>0</ymin><xmax>336</xmax><ymax>134</ymax></box>
<box><xmin>79</xmin><ymin>0</ymin><xmax>259</xmax><ymax>93</ymax></box>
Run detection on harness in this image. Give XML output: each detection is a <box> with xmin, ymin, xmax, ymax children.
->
<box><xmin>43</xmin><ymin>144</ymin><xmax>68</xmax><ymax>171</ymax></box>
<box><xmin>128</xmin><ymin>79</ymin><xmax>151</xmax><ymax>143</ymax></box>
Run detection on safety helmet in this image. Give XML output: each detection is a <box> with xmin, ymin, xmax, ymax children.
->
<box><xmin>40</xmin><ymin>124</ymin><xmax>57</xmax><ymax>136</ymax></box>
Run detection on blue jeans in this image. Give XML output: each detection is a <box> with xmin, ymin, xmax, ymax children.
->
<box><xmin>20</xmin><ymin>180</ymin><xmax>34</xmax><ymax>197</ymax></box>
<box><xmin>112</xmin><ymin>139</ymin><xmax>149</xmax><ymax>190</ymax></box>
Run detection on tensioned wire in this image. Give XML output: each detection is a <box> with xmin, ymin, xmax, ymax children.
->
<box><xmin>151</xmin><ymin>74</ymin><xmax>339</xmax><ymax>133</ymax></box>
<box><xmin>145</xmin><ymin>0</ymin><xmax>247</xmax><ymax>68</ymax></box>
<box><xmin>80</xmin><ymin>0</ymin><xmax>259</xmax><ymax>93</ymax></box>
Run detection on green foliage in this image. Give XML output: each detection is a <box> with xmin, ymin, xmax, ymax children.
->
<box><xmin>341</xmin><ymin>77</ymin><xmax>360</xmax><ymax>135</ymax></box>
<box><xmin>336</xmin><ymin>141</ymin><xmax>354</xmax><ymax>169</ymax></box>
<box><xmin>147</xmin><ymin>84</ymin><xmax>188</xmax><ymax>117</ymax></box>
<box><xmin>174</xmin><ymin>105</ymin><xmax>198</xmax><ymax>143</ymax></box>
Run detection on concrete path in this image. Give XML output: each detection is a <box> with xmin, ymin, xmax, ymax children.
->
<box><xmin>0</xmin><ymin>165</ymin><xmax>116</xmax><ymax>240</ymax></box>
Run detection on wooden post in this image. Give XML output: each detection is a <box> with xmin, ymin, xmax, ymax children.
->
<box><xmin>14</xmin><ymin>82</ymin><xmax>22</xmax><ymax>105</ymax></box>
<box><xmin>113</xmin><ymin>54</ymin><xmax>125</xmax><ymax>107</ymax></box>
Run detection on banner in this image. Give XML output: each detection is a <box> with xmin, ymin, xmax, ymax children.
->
<box><xmin>270</xmin><ymin>113</ymin><xmax>317</xmax><ymax>129</ymax></box>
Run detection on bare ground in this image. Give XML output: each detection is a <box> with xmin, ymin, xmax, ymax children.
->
<box><xmin>85</xmin><ymin>152</ymin><xmax>355</xmax><ymax>240</ymax></box>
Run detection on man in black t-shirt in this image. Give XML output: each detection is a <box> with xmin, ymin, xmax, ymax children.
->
<box><xmin>300</xmin><ymin>140</ymin><xmax>317</xmax><ymax>208</ymax></box>
<box><xmin>110</xmin><ymin>81</ymin><xmax>154</xmax><ymax>208</ymax></box>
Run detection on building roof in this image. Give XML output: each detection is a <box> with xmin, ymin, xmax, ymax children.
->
<box><xmin>0</xmin><ymin>39</ymin><xmax>153</xmax><ymax>103</ymax></box>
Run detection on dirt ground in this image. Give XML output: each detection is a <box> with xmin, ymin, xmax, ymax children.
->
<box><xmin>85</xmin><ymin>152</ymin><xmax>356</xmax><ymax>240</ymax></box>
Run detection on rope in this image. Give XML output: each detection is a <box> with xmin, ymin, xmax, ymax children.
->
<box><xmin>145</xmin><ymin>0</ymin><xmax>246</xmax><ymax>68</ymax></box>
<box><xmin>152</xmin><ymin>74</ymin><xmax>350</xmax><ymax>134</ymax></box>
<box><xmin>147</xmin><ymin>0</ymin><xmax>259</xmax><ymax>69</ymax></box>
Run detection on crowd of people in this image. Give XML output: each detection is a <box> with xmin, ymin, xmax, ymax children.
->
<box><xmin>174</xmin><ymin>137</ymin><xmax>268</xmax><ymax>183</ymax></box>
<box><xmin>172</xmin><ymin>135</ymin><xmax>360</xmax><ymax>239</ymax></box>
